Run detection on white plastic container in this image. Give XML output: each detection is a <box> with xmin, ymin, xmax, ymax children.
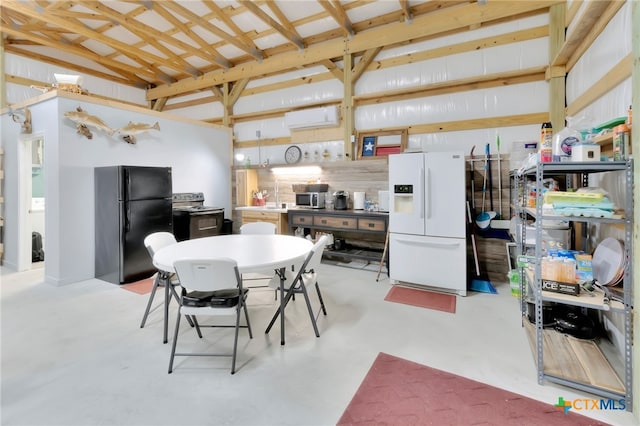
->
<box><xmin>552</xmin><ymin>120</ymin><xmax>581</xmax><ymax>162</ymax></box>
<box><xmin>353</xmin><ymin>192</ymin><xmax>365</xmax><ymax>210</ymax></box>
<box><xmin>571</xmin><ymin>143</ymin><xmax>600</xmax><ymax>162</ymax></box>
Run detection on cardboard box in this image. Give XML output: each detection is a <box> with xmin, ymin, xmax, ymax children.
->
<box><xmin>571</xmin><ymin>143</ymin><xmax>600</xmax><ymax>161</ymax></box>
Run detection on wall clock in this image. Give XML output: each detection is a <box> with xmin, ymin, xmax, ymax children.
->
<box><xmin>284</xmin><ymin>145</ymin><xmax>302</xmax><ymax>164</ymax></box>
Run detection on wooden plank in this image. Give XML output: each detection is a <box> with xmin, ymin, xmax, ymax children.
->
<box><xmin>406</xmin><ymin>112</ymin><xmax>548</xmax><ymax>135</ymax></box>
<box><xmin>565</xmin><ymin>1</ymin><xmax>626</xmax><ymax>73</ymax></box>
<box><xmin>551</xmin><ymin>1</ymin><xmax>613</xmax><ymax>67</ymax></box>
<box><xmin>566</xmin><ymin>54</ymin><xmax>632</xmax><ymax>117</ymax></box>
<box><xmin>354</xmin><ymin>67</ymin><xmax>546</xmax><ymax>106</ymax></box>
<box><xmin>147</xmin><ymin>1</ymin><xmax>560</xmax><ymax>100</ymax></box>
<box><xmin>567</xmin><ymin>336</ymin><xmax>625</xmax><ymax>393</ymax></box>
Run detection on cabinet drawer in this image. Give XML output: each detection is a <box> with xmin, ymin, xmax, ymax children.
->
<box><xmin>242</xmin><ymin>211</ymin><xmax>279</xmax><ymax>221</ymax></box>
<box><xmin>358</xmin><ymin>218</ymin><xmax>386</xmax><ymax>232</ymax></box>
<box><xmin>314</xmin><ymin>216</ymin><xmax>357</xmax><ymax>230</ymax></box>
<box><xmin>291</xmin><ymin>214</ymin><xmax>314</xmax><ymax>226</ymax></box>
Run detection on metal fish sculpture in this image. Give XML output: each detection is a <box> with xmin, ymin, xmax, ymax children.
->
<box><xmin>64</xmin><ymin>107</ymin><xmax>115</xmax><ymax>137</ymax></box>
<box><xmin>117</xmin><ymin>121</ymin><xmax>160</xmax><ymax>144</ymax></box>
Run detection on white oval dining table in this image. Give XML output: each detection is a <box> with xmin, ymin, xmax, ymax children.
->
<box><xmin>153</xmin><ymin>234</ymin><xmax>313</xmax><ymax>345</ymax></box>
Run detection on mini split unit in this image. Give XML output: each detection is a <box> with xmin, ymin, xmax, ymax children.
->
<box><xmin>285</xmin><ymin>106</ymin><xmax>339</xmax><ymax>130</ymax></box>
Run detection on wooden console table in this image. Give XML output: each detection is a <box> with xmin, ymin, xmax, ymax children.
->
<box><xmin>288</xmin><ymin>209</ymin><xmax>389</xmax><ymax>271</ymax></box>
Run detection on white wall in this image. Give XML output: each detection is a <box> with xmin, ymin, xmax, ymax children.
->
<box><xmin>1</xmin><ymin>93</ymin><xmax>232</xmax><ymax>285</ymax></box>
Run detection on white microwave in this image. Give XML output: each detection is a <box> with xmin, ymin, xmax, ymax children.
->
<box><xmin>295</xmin><ymin>192</ymin><xmax>326</xmax><ymax>209</ymax></box>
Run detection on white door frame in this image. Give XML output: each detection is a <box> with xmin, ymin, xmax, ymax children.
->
<box><xmin>16</xmin><ymin>133</ymin><xmax>43</xmax><ymax>271</ymax></box>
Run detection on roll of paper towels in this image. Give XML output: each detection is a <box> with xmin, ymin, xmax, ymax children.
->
<box><xmin>353</xmin><ymin>192</ymin><xmax>365</xmax><ymax>210</ymax></box>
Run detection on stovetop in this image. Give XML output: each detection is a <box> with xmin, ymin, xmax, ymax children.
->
<box><xmin>173</xmin><ymin>205</ymin><xmax>224</xmax><ymax>213</ymax></box>
<box><xmin>172</xmin><ymin>192</ymin><xmax>223</xmax><ymax>213</ymax></box>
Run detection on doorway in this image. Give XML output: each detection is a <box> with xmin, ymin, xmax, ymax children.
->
<box><xmin>17</xmin><ymin>134</ymin><xmax>45</xmax><ymax>271</ymax></box>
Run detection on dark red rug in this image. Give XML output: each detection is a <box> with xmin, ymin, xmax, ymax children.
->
<box><xmin>337</xmin><ymin>353</ymin><xmax>607</xmax><ymax>426</ymax></box>
<box><xmin>121</xmin><ymin>277</ymin><xmax>155</xmax><ymax>295</ymax></box>
<box><xmin>384</xmin><ymin>285</ymin><xmax>456</xmax><ymax>313</ymax></box>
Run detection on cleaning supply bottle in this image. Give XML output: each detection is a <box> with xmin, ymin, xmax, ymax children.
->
<box><xmin>540</xmin><ymin>122</ymin><xmax>553</xmax><ymax>163</ymax></box>
<box><xmin>552</xmin><ymin>116</ymin><xmax>581</xmax><ymax>162</ymax></box>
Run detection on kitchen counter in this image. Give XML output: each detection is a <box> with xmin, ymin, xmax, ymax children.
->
<box><xmin>235</xmin><ymin>205</ymin><xmax>289</xmax><ymax>214</ymax></box>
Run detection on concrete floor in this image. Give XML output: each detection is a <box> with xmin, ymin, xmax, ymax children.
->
<box><xmin>1</xmin><ymin>263</ymin><xmax>636</xmax><ymax>426</ymax></box>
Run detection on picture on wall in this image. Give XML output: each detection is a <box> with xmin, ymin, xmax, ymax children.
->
<box><xmin>357</xmin><ymin>130</ymin><xmax>408</xmax><ymax>160</ymax></box>
<box><xmin>361</xmin><ymin>136</ymin><xmax>376</xmax><ymax>157</ymax></box>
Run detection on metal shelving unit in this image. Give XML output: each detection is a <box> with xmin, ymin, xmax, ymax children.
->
<box><xmin>514</xmin><ymin>160</ymin><xmax>633</xmax><ymax>410</ymax></box>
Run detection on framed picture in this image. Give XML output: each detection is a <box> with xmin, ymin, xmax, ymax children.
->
<box><xmin>357</xmin><ymin>129</ymin><xmax>408</xmax><ymax>160</ymax></box>
<box><xmin>360</xmin><ymin>136</ymin><xmax>376</xmax><ymax>157</ymax></box>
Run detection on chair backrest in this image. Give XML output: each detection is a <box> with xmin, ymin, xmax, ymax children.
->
<box><xmin>174</xmin><ymin>258</ymin><xmax>241</xmax><ymax>292</ymax></box>
<box><xmin>302</xmin><ymin>235</ymin><xmax>329</xmax><ymax>273</ymax></box>
<box><xmin>144</xmin><ymin>232</ymin><xmax>178</xmax><ymax>257</ymax></box>
<box><xmin>240</xmin><ymin>221</ymin><xmax>277</xmax><ymax>235</ymax></box>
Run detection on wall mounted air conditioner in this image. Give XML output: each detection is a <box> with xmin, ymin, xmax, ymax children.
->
<box><xmin>285</xmin><ymin>106</ymin><xmax>339</xmax><ymax>130</ymax></box>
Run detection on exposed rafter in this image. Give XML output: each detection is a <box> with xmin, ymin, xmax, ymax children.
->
<box><xmin>318</xmin><ymin>0</ymin><xmax>355</xmax><ymax>38</ymax></box>
<box><xmin>238</xmin><ymin>0</ymin><xmax>304</xmax><ymax>51</ymax></box>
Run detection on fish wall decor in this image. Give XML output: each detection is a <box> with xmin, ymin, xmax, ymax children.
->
<box><xmin>11</xmin><ymin>107</ymin><xmax>32</xmax><ymax>134</ymax></box>
<box><xmin>64</xmin><ymin>107</ymin><xmax>115</xmax><ymax>138</ymax></box>
<box><xmin>117</xmin><ymin>121</ymin><xmax>160</xmax><ymax>144</ymax></box>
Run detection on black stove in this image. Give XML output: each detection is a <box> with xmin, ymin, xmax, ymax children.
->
<box><xmin>172</xmin><ymin>192</ymin><xmax>224</xmax><ymax>241</ymax></box>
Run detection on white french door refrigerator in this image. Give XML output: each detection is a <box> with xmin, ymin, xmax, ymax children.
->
<box><xmin>388</xmin><ymin>152</ymin><xmax>467</xmax><ymax>295</ymax></box>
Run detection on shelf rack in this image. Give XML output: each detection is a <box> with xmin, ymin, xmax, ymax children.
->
<box><xmin>514</xmin><ymin>159</ymin><xmax>633</xmax><ymax>410</ymax></box>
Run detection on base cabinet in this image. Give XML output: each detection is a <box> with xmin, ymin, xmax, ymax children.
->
<box><xmin>288</xmin><ymin>209</ymin><xmax>388</xmax><ymax>268</ymax></box>
<box><xmin>240</xmin><ymin>210</ymin><xmax>288</xmax><ymax>235</ymax></box>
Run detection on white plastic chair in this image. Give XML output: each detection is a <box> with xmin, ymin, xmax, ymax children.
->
<box><xmin>168</xmin><ymin>258</ymin><xmax>253</xmax><ymax>375</ymax></box>
<box><xmin>240</xmin><ymin>222</ymin><xmax>277</xmax><ymax>288</ymax></box>
<box><xmin>140</xmin><ymin>232</ymin><xmax>183</xmax><ymax>335</ymax></box>
<box><xmin>239</xmin><ymin>221</ymin><xmax>277</xmax><ymax>235</ymax></box>
<box><xmin>265</xmin><ymin>235</ymin><xmax>329</xmax><ymax>338</ymax></box>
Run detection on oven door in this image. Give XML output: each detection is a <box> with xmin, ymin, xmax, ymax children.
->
<box><xmin>188</xmin><ymin>210</ymin><xmax>223</xmax><ymax>240</ymax></box>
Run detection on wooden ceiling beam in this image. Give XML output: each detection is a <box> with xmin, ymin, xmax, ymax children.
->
<box><xmin>398</xmin><ymin>0</ymin><xmax>413</xmax><ymax>22</ymax></box>
<box><xmin>264</xmin><ymin>1</ymin><xmax>305</xmax><ymax>45</ymax></box>
<box><xmin>320</xmin><ymin>59</ymin><xmax>343</xmax><ymax>81</ymax></box>
<box><xmin>318</xmin><ymin>0</ymin><xmax>355</xmax><ymax>38</ymax></box>
<box><xmin>147</xmin><ymin>0</ymin><xmax>560</xmax><ymax>100</ymax></box>
<box><xmin>0</xmin><ymin>21</ymin><xmax>158</xmax><ymax>81</ymax></box>
<box><xmin>239</xmin><ymin>0</ymin><xmax>304</xmax><ymax>51</ymax></box>
<box><xmin>150</xmin><ymin>2</ymin><xmax>231</xmax><ymax>70</ymax></box>
<box><xmin>202</xmin><ymin>0</ymin><xmax>265</xmax><ymax>61</ymax></box>
<box><xmin>551</xmin><ymin>0</ymin><xmax>612</xmax><ymax>67</ymax></box>
<box><xmin>352</xmin><ymin>48</ymin><xmax>382</xmax><ymax>82</ymax></box>
<box><xmin>228</xmin><ymin>79</ymin><xmax>250</xmax><ymax>106</ymax></box>
<box><xmin>4</xmin><ymin>46</ymin><xmax>143</xmax><ymax>86</ymax></box>
<box><xmin>75</xmin><ymin>1</ymin><xmax>198</xmax><ymax>77</ymax></box>
<box><xmin>1</xmin><ymin>1</ymin><xmax>173</xmax><ymax>83</ymax></box>
<box><xmin>160</xmin><ymin>1</ymin><xmax>263</xmax><ymax>61</ymax></box>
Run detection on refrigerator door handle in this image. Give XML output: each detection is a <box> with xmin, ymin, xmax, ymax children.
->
<box><xmin>424</xmin><ymin>167</ymin><xmax>430</xmax><ymax>219</ymax></box>
<box><xmin>125</xmin><ymin>205</ymin><xmax>130</xmax><ymax>232</ymax></box>
<box><xmin>419</xmin><ymin>167</ymin><xmax>425</xmax><ymax>219</ymax></box>
<box><xmin>394</xmin><ymin>237</ymin><xmax>461</xmax><ymax>249</ymax></box>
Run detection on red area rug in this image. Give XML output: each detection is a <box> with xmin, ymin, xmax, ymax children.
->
<box><xmin>121</xmin><ymin>277</ymin><xmax>155</xmax><ymax>295</ymax></box>
<box><xmin>337</xmin><ymin>353</ymin><xmax>606</xmax><ymax>426</ymax></box>
<box><xmin>384</xmin><ymin>285</ymin><xmax>456</xmax><ymax>313</ymax></box>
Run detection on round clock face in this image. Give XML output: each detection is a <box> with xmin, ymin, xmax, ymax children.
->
<box><xmin>285</xmin><ymin>145</ymin><xmax>302</xmax><ymax>164</ymax></box>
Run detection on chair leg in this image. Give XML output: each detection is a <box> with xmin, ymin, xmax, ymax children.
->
<box><xmin>242</xmin><ymin>298</ymin><xmax>253</xmax><ymax>339</ymax></box>
<box><xmin>169</xmin><ymin>284</ymin><xmax>195</xmax><ymax>327</ymax></box>
<box><xmin>300</xmin><ymin>284</ymin><xmax>320</xmax><ymax>338</ymax></box>
<box><xmin>265</xmin><ymin>286</ymin><xmax>295</xmax><ymax>334</ymax></box>
<box><xmin>315</xmin><ymin>281</ymin><xmax>327</xmax><ymax>315</ymax></box>
<box><xmin>192</xmin><ymin>316</ymin><xmax>203</xmax><ymax>338</ymax></box>
<box><xmin>140</xmin><ymin>275</ymin><xmax>161</xmax><ymax>328</ymax></box>
<box><xmin>168</xmin><ymin>309</ymin><xmax>182</xmax><ymax>374</ymax></box>
<box><xmin>231</xmin><ymin>305</ymin><xmax>241</xmax><ymax>375</ymax></box>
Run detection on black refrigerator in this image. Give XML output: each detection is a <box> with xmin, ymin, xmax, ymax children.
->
<box><xmin>95</xmin><ymin>166</ymin><xmax>173</xmax><ymax>284</ymax></box>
